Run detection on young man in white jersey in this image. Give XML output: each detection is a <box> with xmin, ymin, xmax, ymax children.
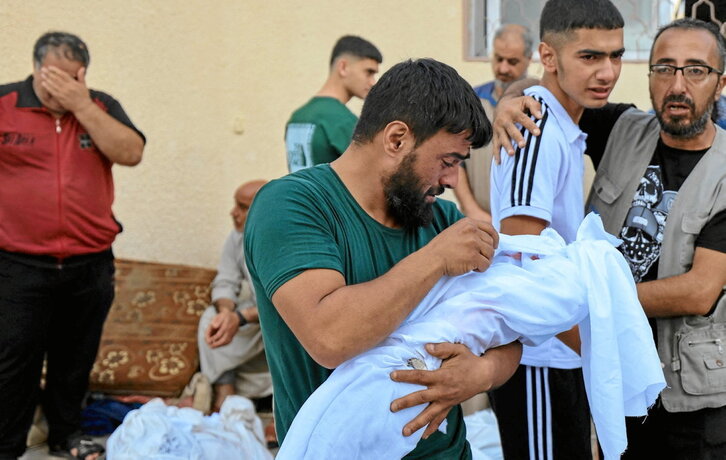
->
<box><xmin>488</xmin><ymin>0</ymin><xmax>625</xmax><ymax>458</ymax></box>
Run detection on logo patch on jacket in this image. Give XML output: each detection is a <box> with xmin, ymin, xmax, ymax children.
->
<box><xmin>79</xmin><ymin>133</ymin><xmax>93</xmax><ymax>149</ymax></box>
<box><xmin>2</xmin><ymin>132</ymin><xmax>35</xmax><ymax>146</ymax></box>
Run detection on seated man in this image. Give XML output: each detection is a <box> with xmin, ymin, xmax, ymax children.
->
<box><xmin>197</xmin><ymin>180</ymin><xmax>272</xmax><ymax>416</ymax></box>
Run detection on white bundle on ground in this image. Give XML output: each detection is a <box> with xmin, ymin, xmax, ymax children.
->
<box><xmin>106</xmin><ymin>396</ymin><xmax>273</xmax><ymax>460</ymax></box>
<box><xmin>278</xmin><ymin>213</ymin><xmax>665</xmax><ymax>460</ymax></box>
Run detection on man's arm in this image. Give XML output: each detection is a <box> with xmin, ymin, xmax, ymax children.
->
<box><xmin>271</xmin><ymin>218</ymin><xmax>499</xmax><ymax>369</ymax></box>
<box><xmin>205</xmin><ymin>232</ymin><xmax>259</xmax><ymax>348</ymax></box>
<box><xmin>452</xmin><ymin>166</ymin><xmax>491</xmax><ymax>222</ymax></box>
<box><xmin>211</xmin><ymin>232</ymin><xmax>244</xmax><ymax>310</ymax></box>
<box><xmin>638</xmin><ymin>247</ymin><xmax>726</xmax><ymax>317</ymax></box>
<box><xmin>39</xmin><ymin>66</ymin><xmax>144</xmax><ymax>165</ymax></box>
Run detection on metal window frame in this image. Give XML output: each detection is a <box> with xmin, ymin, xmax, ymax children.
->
<box><xmin>463</xmin><ymin>0</ymin><xmax>683</xmax><ymax>63</ymax></box>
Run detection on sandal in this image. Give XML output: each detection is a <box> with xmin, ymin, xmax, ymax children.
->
<box><xmin>49</xmin><ymin>435</ymin><xmax>105</xmax><ymax>459</ymax></box>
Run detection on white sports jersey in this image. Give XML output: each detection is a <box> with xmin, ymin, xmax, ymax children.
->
<box><xmin>490</xmin><ymin>85</ymin><xmax>588</xmax><ymax>369</ymax></box>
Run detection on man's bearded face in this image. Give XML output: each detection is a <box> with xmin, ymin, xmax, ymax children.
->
<box><xmin>384</xmin><ymin>152</ymin><xmax>444</xmax><ymax>231</ymax></box>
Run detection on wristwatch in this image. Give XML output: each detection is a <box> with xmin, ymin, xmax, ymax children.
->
<box><xmin>235</xmin><ymin>309</ymin><xmax>248</xmax><ymax>328</ymax></box>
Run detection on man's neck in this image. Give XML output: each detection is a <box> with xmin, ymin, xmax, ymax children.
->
<box><xmin>316</xmin><ymin>77</ymin><xmax>352</xmax><ymax>105</ymax></box>
<box><xmin>540</xmin><ymin>73</ymin><xmax>585</xmax><ymax>123</ymax></box>
<box><xmin>660</xmin><ymin>122</ymin><xmax>716</xmax><ymax>151</ymax></box>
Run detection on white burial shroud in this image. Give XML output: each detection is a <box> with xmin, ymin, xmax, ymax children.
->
<box><xmin>278</xmin><ymin>213</ymin><xmax>666</xmax><ymax>460</ymax></box>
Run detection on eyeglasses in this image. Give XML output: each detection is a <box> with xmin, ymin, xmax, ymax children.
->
<box><xmin>649</xmin><ymin>64</ymin><xmax>723</xmax><ymax>83</ymax></box>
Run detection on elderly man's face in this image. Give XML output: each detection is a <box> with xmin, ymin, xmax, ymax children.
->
<box><xmin>649</xmin><ymin>28</ymin><xmax>725</xmax><ymax>139</ymax></box>
<box><xmin>230</xmin><ymin>186</ymin><xmax>254</xmax><ymax>231</ymax></box>
<box><xmin>491</xmin><ymin>36</ymin><xmax>530</xmax><ymax>85</ymax></box>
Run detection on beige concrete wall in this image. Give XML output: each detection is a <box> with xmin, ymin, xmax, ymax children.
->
<box><xmin>0</xmin><ymin>1</ymin><xmax>652</xmax><ymax>268</ymax></box>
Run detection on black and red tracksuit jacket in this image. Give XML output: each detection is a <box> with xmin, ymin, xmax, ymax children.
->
<box><xmin>0</xmin><ymin>76</ymin><xmax>145</xmax><ymax>258</ymax></box>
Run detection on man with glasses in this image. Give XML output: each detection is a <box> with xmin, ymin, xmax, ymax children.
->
<box><xmin>588</xmin><ymin>18</ymin><xmax>726</xmax><ymax>458</ymax></box>
<box><xmin>493</xmin><ymin>17</ymin><xmax>726</xmax><ymax>459</ymax></box>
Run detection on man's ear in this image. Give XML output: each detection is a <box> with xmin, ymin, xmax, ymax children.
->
<box><xmin>337</xmin><ymin>57</ymin><xmax>349</xmax><ymax>78</ymax></box>
<box><xmin>539</xmin><ymin>41</ymin><xmax>557</xmax><ymax>74</ymax></box>
<box><xmin>715</xmin><ymin>74</ymin><xmax>726</xmax><ymax>103</ymax></box>
<box><xmin>381</xmin><ymin>121</ymin><xmax>412</xmax><ymax>159</ymax></box>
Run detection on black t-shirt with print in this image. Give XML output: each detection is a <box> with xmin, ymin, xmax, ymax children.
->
<box><xmin>617</xmin><ymin>139</ymin><xmax>726</xmax><ymax>284</ymax></box>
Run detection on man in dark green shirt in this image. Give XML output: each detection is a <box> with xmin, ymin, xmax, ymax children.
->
<box><xmin>285</xmin><ymin>35</ymin><xmax>381</xmax><ymax>172</ymax></box>
<box><xmin>248</xmin><ymin>58</ymin><xmax>522</xmax><ymax>458</ymax></box>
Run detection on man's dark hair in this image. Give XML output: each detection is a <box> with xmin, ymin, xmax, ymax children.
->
<box><xmin>650</xmin><ymin>18</ymin><xmax>726</xmax><ymax>70</ymax></box>
<box><xmin>33</xmin><ymin>31</ymin><xmax>90</xmax><ymax>68</ymax></box>
<box><xmin>352</xmin><ymin>58</ymin><xmax>491</xmax><ymax>149</ymax></box>
<box><xmin>540</xmin><ymin>0</ymin><xmax>624</xmax><ymax>41</ymax></box>
<box><xmin>330</xmin><ymin>35</ymin><xmax>382</xmax><ymax>66</ymax></box>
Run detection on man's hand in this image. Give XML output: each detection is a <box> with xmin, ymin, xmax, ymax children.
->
<box><xmin>204</xmin><ymin>306</ymin><xmax>259</xmax><ymax>348</ymax></box>
<box><xmin>425</xmin><ymin>218</ymin><xmax>499</xmax><ymax>276</ymax></box>
<box><xmin>492</xmin><ymin>96</ymin><xmax>542</xmax><ymax>160</ymax></box>
<box><xmin>389</xmin><ymin>343</ymin><xmax>490</xmax><ymax>439</ymax></box>
<box><xmin>39</xmin><ymin>66</ymin><xmax>93</xmax><ymax>114</ymax></box>
<box><xmin>390</xmin><ymin>341</ymin><xmax>522</xmax><ymax>439</ymax></box>
<box><xmin>205</xmin><ymin>309</ymin><xmax>240</xmax><ymax>348</ymax></box>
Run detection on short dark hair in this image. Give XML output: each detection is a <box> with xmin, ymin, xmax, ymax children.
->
<box><xmin>330</xmin><ymin>35</ymin><xmax>382</xmax><ymax>66</ymax></box>
<box><xmin>352</xmin><ymin>58</ymin><xmax>491</xmax><ymax>149</ymax></box>
<box><xmin>540</xmin><ymin>0</ymin><xmax>624</xmax><ymax>42</ymax></box>
<box><xmin>650</xmin><ymin>18</ymin><xmax>726</xmax><ymax>70</ymax></box>
<box><xmin>33</xmin><ymin>31</ymin><xmax>90</xmax><ymax>68</ymax></box>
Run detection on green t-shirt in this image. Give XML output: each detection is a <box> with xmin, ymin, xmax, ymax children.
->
<box><xmin>285</xmin><ymin>96</ymin><xmax>358</xmax><ymax>172</ymax></box>
<box><xmin>245</xmin><ymin>165</ymin><xmax>471</xmax><ymax>459</ymax></box>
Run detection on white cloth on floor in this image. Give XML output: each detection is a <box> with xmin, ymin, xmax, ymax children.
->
<box><xmin>106</xmin><ymin>396</ymin><xmax>273</xmax><ymax>460</ymax></box>
<box><xmin>277</xmin><ymin>213</ymin><xmax>665</xmax><ymax>460</ymax></box>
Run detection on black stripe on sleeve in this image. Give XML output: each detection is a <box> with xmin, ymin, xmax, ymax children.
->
<box><xmin>510</xmin><ymin>125</ymin><xmax>528</xmax><ymax>207</ymax></box>
<box><xmin>513</xmin><ymin>97</ymin><xmax>549</xmax><ymax>207</ymax></box>
<box><xmin>526</xmin><ymin>109</ymin><xmax>549</xmax><ymax>206</ymax></box>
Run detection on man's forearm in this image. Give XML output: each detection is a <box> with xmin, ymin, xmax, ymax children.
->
<box><xmin>498</xmin><ymin>77</ymin><xmax>541</xmax><ymax>104</ymax></box>
<box><xmin>638</xmin><ymin>274</ymin><xmax>722</xmax><ymax>317</ymax></box>
<box><xmin>213</xmin><ymin>297</ymin><xmax>236</xmax><ymax>312</ymax></box>
<box><xmin>479</xmin><ymin>341</ymin><xmax>523</xmax><ymax>390</ymax></box>
<box><xmin>638</xmin><ymin>247</ymin><xmax>726</xmax><ymax>317</ymax></box>
<box><xmin>453</xmin><ymin>167</ymin><xmax>490</xmax><ymax>220</ymax></box>
<box><xmin>277</xmin><ymin>248</ymin><xmax>447</xmax><ymax>368</ymax></box>
<box><xmin>73</xmin><ymin>102</ymin><xmax>144</xmax><ymax>166</ymax></box>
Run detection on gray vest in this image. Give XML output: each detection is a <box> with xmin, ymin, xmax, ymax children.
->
<box><xmin>588</xmin><ymin>109</ymin><xmax>726</xmax><ymax>412</ymax></box>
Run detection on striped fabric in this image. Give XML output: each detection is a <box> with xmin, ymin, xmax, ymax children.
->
<box><xmin>511</xmin><ymin>97</ymin><xmax>550</xmax><ymax>208</ymax></box>
<box><xmin>526</xmin><ymin>366</ymin><xmax>553</xmax><ymax>460</ymax></box>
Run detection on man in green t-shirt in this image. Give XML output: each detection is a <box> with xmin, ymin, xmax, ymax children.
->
<box><xmin>285</xmin><ymin>35</ymin><xmax>382</xmax><ymax>172</ymax></box>
<box><xmin>247</xmin><ymin>58</ymin><xmax>523</xmax><ymax>458</ymax></box>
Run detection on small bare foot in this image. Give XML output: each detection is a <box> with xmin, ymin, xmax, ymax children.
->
<box><xmin>265</xmin><ymin>419</ymin><xmax>278</xmax><ymax>449</ymax></box>
<box><xmin>212</xmin><ymin>383</ymin><xmax>236</xmax><ymax>412</ymax></box>
<box><xmin>70</xmin><ymin>447</ymin><xmax>102</xmax><ymax>460</ymax></box>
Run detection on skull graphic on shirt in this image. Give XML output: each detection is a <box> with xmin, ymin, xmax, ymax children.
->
<box><xmin>619</xmin><ymin>166</ymin><xmax>676</xmax><ymax>282</ymax></box>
